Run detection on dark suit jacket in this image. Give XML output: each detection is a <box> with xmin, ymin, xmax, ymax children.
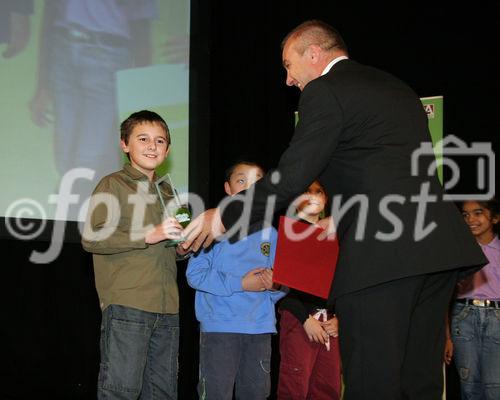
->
<box><xmin>222</xmin><ymin>59</ymin><xmax>486</xmax><ymax>301</ymax></box>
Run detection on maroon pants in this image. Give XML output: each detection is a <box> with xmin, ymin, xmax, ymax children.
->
<box><xmin>277</xmin><ymin>310</ymin><xmax>341</xmax><ymax>400</ymax></box>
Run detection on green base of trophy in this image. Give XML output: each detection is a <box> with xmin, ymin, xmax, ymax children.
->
<box><xmin>164</xmin><ymin>237</ymin><xmax>186</xmax><ymax>247</ymax></box>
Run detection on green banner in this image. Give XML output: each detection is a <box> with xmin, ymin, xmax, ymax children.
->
<box><xmin>421</xmin><ymin>96</ymin><xmax>444</xmax><ymax>184</ymax></box>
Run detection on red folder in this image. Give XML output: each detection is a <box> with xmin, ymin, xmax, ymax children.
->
<box><xmin>272</xmin><ymin>216</ymin><xmax>339</xmax><ymax>299</ymax></box>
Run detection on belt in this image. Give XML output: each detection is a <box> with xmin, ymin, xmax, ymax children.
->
<box><xmin>56</xmin><ymin>27</ymin><xmax>129</xmax><ymax>47</ymax></box>
<box><xmin>456</xmin><ymin>298</ymin><xmax>500</xmax><ymax>308</ymax></box>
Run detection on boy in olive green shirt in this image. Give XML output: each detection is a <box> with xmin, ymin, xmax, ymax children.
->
<box><xmin>82</xmin><ymin>110</ymin><xmax>182</xmax><ymax>400</ymax></box>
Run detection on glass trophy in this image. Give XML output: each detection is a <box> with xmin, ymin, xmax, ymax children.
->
<box><xmin>155</xmin><ymin>173</ymin><xmax>191</xmax><ymax>247</ymax></box>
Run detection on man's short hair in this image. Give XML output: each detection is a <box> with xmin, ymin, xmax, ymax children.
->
<box><xmin>120</xmin><ymin>110</ymin><xmax>171</xmax><ymax>146</ymax></box>
<box><xmin>282</xmin><ymin>20</ymin><xmax>348</xmax><ymax>56</ymax></box>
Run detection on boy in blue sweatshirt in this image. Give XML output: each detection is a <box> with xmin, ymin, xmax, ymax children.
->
<box><xmin>186</xmin><ymin>161</ymin><xmax>286</xmax><ymax>400</ymax></box>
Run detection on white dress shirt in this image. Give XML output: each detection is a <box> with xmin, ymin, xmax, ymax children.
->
<box><xmin>321</xmin><ymin>56</ymin><xmax>349</xmax><ymax>76</ymax></box>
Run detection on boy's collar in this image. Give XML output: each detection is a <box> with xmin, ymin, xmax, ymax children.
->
<box><xmin>123</xmin><ymin>163</ymin><xmax>152</xmax><ymax>181</ymax></box>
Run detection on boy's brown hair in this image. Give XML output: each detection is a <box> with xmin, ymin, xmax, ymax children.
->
<box><xmin>120</xmin><ymin>110</ymin><xmax>171</xmax><ymax>146</ymax></box>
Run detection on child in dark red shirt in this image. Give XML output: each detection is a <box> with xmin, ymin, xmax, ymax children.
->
<box><xmin>277</xmin><ymin>180</ymin><xmax>342</xmax><ymax>400</ymax></box>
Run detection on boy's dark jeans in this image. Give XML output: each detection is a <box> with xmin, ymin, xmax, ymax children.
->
<box><xmin>98</xmin><ymin>305</ymin><xmax>179</xmax><ymax>400</ymax></box>
<box><xmin>198</xmin><ymin>332</ymin><xmax>271</xmax><ymax>400</ymax></box>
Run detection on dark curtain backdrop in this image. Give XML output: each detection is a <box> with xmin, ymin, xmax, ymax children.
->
<box><xmin>198</xmin><ymin>1</ymin><xmax>499</xmax><ymax>206</ymax></box>
<box><xmin>2</xmin><ymin>1</ymin><xmax>498</xmax><ymax>398</ymax></box>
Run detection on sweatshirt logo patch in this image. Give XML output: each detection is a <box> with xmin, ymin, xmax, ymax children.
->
<box><xmin>260</xmin><ymin>242</ymin><xmax>271</xmax><ymax>257</ymax></box>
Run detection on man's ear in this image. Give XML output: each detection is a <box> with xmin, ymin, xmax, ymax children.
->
<box><xmin>224</xmin><ymin>181</ymin><xmax>232</xmax><ymax>196</ymax></box>
<box><xmin>306</xmin><ymin>44</ymin><xmax>322</xmax><ymax>64</ymax></box>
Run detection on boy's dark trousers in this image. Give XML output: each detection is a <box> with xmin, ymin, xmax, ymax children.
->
<box><xmin>198</xmin><ymin>332</ymin><xmax>271</xmax><ymax>400</ymax></box>
<box><xmin>335</xmin><ymin>270</ymin><xmax>458</xmax><ymax>400</ymax></box>
<box><xmin>277</xmin><ymin>310</ymin><xmax>342</xmax><ymax>400</ymax></box>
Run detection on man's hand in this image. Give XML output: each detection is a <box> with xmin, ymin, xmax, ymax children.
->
<box><xmin>181</xmin><ymin>208</ymin><xmax>225</xmax><ymax>251</ymax></box>
<box><xmin>145</xmin><ymin>217</ymin><xmax>183</xmax><ymax>244</ymax></box>
<box><xmin>29</xmin><ymin>88</ymin><xmax>53</xmax><ymax>127</ymax></box>
<box><xmin>303</xmin><ymin>316</ymin><xmax>329</xmax><ymax>344</ymax></box>
<box><xmin>3</xmin><ymin>13</ymin><xmax>31</xmax><ymax>59</ymax></box>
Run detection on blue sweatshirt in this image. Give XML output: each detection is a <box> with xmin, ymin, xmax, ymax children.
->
<box><xmin>186</xmin><ymin>227</ymin><xmax>286</xmax><ymax>334</ymax></box>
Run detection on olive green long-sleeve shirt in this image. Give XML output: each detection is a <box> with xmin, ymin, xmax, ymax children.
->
<box><xmin>82</xmin><ymin>164</ymin><xmax>178</xmax><ymax>314</ymax></box>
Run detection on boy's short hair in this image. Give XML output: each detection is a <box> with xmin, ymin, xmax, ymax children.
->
<box><xmin>224</xmin><ymin>160</ymin><xmax>265</xmax><ymax>182</ymax></box>
<box><xmin>120</xmin><ymin>110</ymin><xmax>171</xmax><ymax>146</ymax></box>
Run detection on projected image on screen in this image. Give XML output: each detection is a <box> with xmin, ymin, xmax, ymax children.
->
<box><xmin>0</xmin><ymin>0</ymin><xmax>189</xmax><ymax>222</ymax></box>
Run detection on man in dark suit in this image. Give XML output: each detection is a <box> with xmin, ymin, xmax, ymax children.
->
<box><xmin>183</xmin><ymin>20</ymin><xmax>486</xmax><ymax>399</ymax></box>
